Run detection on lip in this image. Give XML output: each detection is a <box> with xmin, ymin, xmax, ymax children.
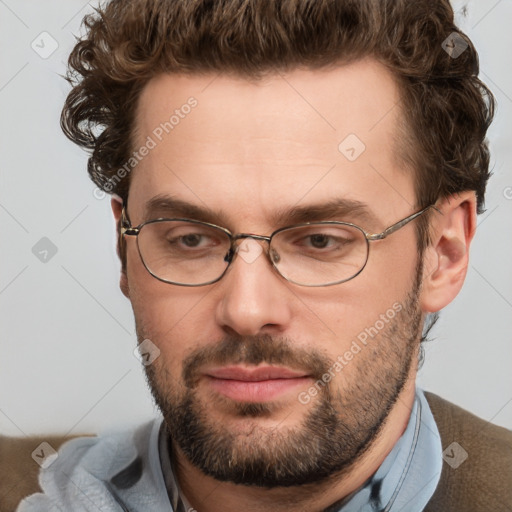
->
<box><xmin>206</xmin><ymin>365</ymin><xmax>309</xmax><ymax>381</ymax></box>
<box><xmin>204</xmin><ymin>365</ymin><xmax>311</xmax><ymax>402</ymax></box>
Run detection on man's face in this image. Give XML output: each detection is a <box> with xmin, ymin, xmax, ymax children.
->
<box><xmin>123</xmin><ymin>60</ymin><xmax>424</xmax><ymax>486</ymax></box>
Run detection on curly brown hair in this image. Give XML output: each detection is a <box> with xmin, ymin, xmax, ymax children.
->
<box><xmin>61</xmin><ymin>0</ymin><xmax>494</xmax><ymax>252</ymax></box>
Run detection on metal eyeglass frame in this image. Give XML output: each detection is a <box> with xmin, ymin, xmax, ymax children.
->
<box><xmin>120</xmin><ymin>204</ymin><xmax>439</xmax><ymax>287</ymax></box>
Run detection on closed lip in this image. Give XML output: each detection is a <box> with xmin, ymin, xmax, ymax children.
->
<box><xmin>204</xmin><ymin>365</ymin><xmax>310</xmax><ymax>381</ymax></box>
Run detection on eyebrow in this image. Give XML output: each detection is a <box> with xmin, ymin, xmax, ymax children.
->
<box><xmin>272</xmin><ymin>198</ymin><xmax>379</xmax><ymax>228</ymax></box>
<box><xmin>142</xmin><ymin>194</ymin><xmax>380</xmax><ymax>230</ymax></box>
<box><xmin>142</xmin><ymin>196</ymin><xmax>230</xmax><ymax>226</ymax></box>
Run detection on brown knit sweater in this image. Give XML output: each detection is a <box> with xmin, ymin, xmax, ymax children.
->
<box><xmin>424</xmin><ymin>392</ymin><xmax>512</xmax><ymax>511</ymax></box>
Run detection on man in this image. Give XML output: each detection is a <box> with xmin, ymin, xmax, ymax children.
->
<box><xmin>17</xmin><ymin>0</ymin><xmax>512</xmax><ymax>511</ymax></box>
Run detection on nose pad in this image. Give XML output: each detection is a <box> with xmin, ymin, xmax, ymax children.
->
<box><xmin>270</xmin><ymin>247</ymin><xmax>281</xmax><ymax>264</ymax></box>
<box><xmin>223</xmin><ymin>236</ymin><xmax>280</xmax><ymax>275</ymax></box>
<box><xmin>224</xmin><ymin>247</ymin><xmax>235</xmax><ymax>263</ymax></box>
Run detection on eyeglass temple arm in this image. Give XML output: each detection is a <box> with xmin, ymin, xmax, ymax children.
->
<box><xmin>366</xmin><ymin>205</ymin><xmax>441</xmax><ymax>241</ymax></box>
<box><xmin>120</xmin><ymin>206</ymin><xmax>139</xmax><ymax>236</ymax></box>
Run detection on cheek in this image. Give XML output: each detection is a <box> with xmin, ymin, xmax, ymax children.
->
<box><xmin>306</xmin><ymin>241</ymin><xmax>418</xmax><ymax>344</ymax></box>
<box><xmin>127</xmin><ymin>241</ymin><xmax>195</xmax><ymax>320</ymax></box>
<box><xmin>364</xmin><ymin>231</ymin><xmax>419</xmax><ymax>296</ymax></box>
<box><xmin>126</xmin><ymin>245</ymin><xmax>213</xmax><ymax>365</ymax></box>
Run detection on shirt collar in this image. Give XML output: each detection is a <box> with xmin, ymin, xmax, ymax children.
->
<box><xmin>158</xmin><ymin>420</ymin><xmax>194</xmax><ymax>512</ymax></box>
<box><xmin>324</xmin><ymin>388</ymin><xmax>442</xmax><ymax>512</ymax></box>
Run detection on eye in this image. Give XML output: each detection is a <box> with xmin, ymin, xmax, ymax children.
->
<box><xmin>177</xmin><ymin>233</ymin><xmax>208</xmax><ymax>248</ymax></box>
<box><xmin>165</xmin><ymin>227</ymin><xmax>222</xmax><ymax>250</ymax></box>
<box><xmin>294</xmin><ymin>228</ymin><xmax>355</xmax><ymax>251</ymax></box>
<box><xmin>306</xmin><ymin>233</ymin><xmax>335</xmax><ymax>249</ymax></box>
<box><xmin>274</xmin><ymin>224</ymin><xmax>362</xmax><ymax>262</ymax></box>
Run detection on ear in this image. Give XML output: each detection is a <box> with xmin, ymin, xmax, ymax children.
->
<box><xmin>419</xmin><ymin>191</ymin><xmax>477</xmax><ymax>313</ymax></box>
<box><xmin>111</xmin><ymin>195</ymin><xmax>130</xmax><ymax>299</ymax></box>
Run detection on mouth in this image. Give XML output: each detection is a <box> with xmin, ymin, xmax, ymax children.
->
<box><xmin>203</xmin><ymin>365</ymin><xmax>312</xmax><ymax>402</ymax></box>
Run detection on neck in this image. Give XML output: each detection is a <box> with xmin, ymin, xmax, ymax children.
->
<box><xmin>171</xmin><ymin>380</ymin><xmax>416</xmax><ymax>512</ymax></box>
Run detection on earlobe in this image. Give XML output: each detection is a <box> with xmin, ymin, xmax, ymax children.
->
<box><xmin>111</xmin><ymin>195</ymin><xmax>130</xmax><ymax>299</ymax></box>
<box><xmin>420</xmin><ymin>192</ymin><xmax>477</xmax><ymax>313</ymax></box>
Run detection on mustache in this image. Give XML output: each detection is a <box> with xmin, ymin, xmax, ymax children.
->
<box><xmin>182</xmin><ymin>334</ymin><xmax>331</xmax><ymax>388</ymax></box>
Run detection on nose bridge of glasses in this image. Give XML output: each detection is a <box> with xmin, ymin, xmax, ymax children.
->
<box><xmin>232</xmin><ymin>233</ymin><xmax>272</xmax><ymax>244</ymax></box>
<box><xmin>231</xmin><ymin>233</ymin><xmax>272</xmax><ymax>254</ymax></box>
<box><xmin>226</xmin><ymin>233</ymin><xmax>279</xmax><ymax>266</ymax></box>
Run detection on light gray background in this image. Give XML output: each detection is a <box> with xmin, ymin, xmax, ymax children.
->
<box><xmin>1</xmin><ymin>0</ymin><xmax>511</xmax><ymax>437</ymax></box>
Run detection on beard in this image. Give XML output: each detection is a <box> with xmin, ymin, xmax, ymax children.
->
<box><xmin>139</xmin><ymin>268</ymin><xmax>423</xmax><ymax>488</ymax></box>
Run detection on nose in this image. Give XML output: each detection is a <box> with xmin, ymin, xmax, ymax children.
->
<box><xmin>215</xmin><ymin>238</ymin><xmax>292</xmax><ymax>336</ymax></box>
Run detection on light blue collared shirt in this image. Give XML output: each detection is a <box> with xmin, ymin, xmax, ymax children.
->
<box><xmin>17</xmin><ymin>389</ymin><xmax>442</xmax><ymax>511</ymax></box>
<box><xmin>323</xmin><ymin>388</ymin><xmax>442</xmax><ymax>511</ymax></box>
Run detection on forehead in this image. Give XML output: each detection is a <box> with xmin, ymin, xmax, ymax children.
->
<box><xmin>129</xmin><ymin>60</ymin><xmax>415</xmax><ymax>229</ymax></box>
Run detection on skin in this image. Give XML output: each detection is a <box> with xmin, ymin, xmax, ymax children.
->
<box><xmin>111</xmin><ymin>59</ymin><xmax>476</xmax><ymax>512</ymax></box>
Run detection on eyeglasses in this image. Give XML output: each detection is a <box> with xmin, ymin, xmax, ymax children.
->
<box><xmin>121</xmin><ymin>205</ymin><xmax>437</xmax><ymax>287</ymax></box>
